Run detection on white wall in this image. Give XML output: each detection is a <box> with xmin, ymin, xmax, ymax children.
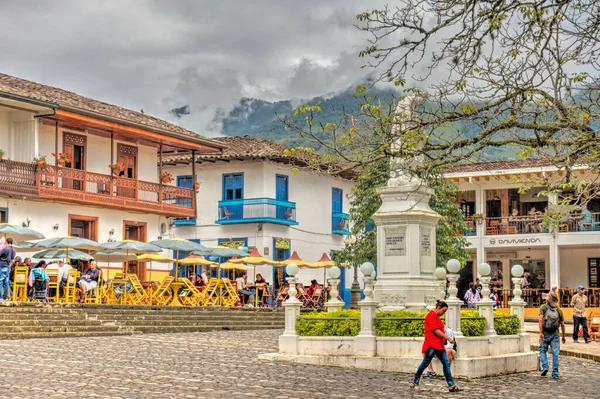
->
<box><xmin>166</xmin><ymin>159</ymin><xmax>356</xmax><ymax>285</ymax></box>
<box><xmin>0</xmin><ymin>111</ymin><xmax>8</xmax><ymax>151</ymax></box>
<box><xmin>38</xmin><ymin>124</ymin><xmax>158</xmax><ymax>182</ymax></box>
<box><xmin>559</xmin><ymin>247</ymin><xmax>595</xmax><ymax>288</ymax></box>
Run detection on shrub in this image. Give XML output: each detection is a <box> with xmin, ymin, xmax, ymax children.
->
<box><xmin>296</xmin><ymin>309</ymin><xmax>488</xmax><ymax>337</ymax></box>
<box><xmin>296</xmin><ymin>310</ymin><xmax>360</xmax><ymax>336</ymax></box>
<box><xmin>493</xmin><ymin>312</ymin><xmax>520</xmax><ymax>335</ymax></box>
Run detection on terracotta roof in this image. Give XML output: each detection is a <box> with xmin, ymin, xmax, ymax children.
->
<box><xmin>443</xmin><ymin>159</ymin><xmax>560</xmax><ymax>174</ymax></box>
<box><xmin>163</xmin><ymin>135</ymin><xmax>357</xmax><ymax>180</ymax></box>
<box><xmin>0</xmin><ymin>73</ymin><xmax>211</xmax><ymax>142</ymax></box>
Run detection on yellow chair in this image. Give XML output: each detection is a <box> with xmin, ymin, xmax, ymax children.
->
<box><xmin>84</xmin><ymin>271</ymin><xmax>104</xmax><ymax>304</ymax></box>
<box><xmin>12</xmin><ymin>266</ymin><xmax>29</xmax><ymax>302</ymax></box>
<box><xmin>63</xmin><ymin>269</ymin><xmax>80</xmax><ymax>303</ymax></box>
<box><xmin>123</xmin><ymin>273</ymin><xmax>149</xmax><ymax>305</ymax></box>
<box><xmin>220</xmin><ymin>277</ymin><xmax>240</xmax><ymax>307</ymax></box>
<box><xmin>47</xmin><ymin>270</ymin><xmax>60</xmax><ymax>302</ymax></box>
<box><xmin>177</xmin><ymin>277</ymin><xmax>204</xmax><ymax>306</ymax></box>
<box><xmin>151</xmin><ymin>276</ymin><xmax>174</xmax><ymax>306</ymax></box>
<box><xmin>202</xmin><ymin>278</ymin><xmax>222</xmax><ymax>306</ymax></box>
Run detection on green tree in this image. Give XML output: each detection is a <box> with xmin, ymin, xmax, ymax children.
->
<box><xmin>334</xmin><ymin>157</ymin><xmax>470</xmax><ymax>269</ymax></box>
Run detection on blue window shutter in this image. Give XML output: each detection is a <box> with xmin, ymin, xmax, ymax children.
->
<box><xmin>332</xmin><ymin>188</ymin><xmax>343</xmax><ymax>213</ymax></box>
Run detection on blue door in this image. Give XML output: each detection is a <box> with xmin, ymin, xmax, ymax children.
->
<box><xmin>175</xmin><ymin>176</ymin><xmax>195</xmax><ymax>224</ymax></box>
<box><xmin>222</xmin><ymin>173</ymin><xmax>244</xmax><ymax>219</ymax></box>
<box><xmin>272</xmin><ymin>238</ymin><xmax>290</xmax><ymax>294</ymax></box>
<box><xmin>332</xmin><ymin>188</ymin><xmax>343</xmax><ymax>230</ymax></box>
<box><xmin>275</xmin><ymin>175</ymin><xmax>289</xmax><ymax>219</ymax></box>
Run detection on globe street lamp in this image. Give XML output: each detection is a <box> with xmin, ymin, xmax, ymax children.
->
<box><xmin>343</xmin><ymin>235</ymin><xmax>360</xmax><ymax>308</ymax></box>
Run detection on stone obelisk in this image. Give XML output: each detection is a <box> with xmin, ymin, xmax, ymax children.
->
<box><xmin>372</xmin><ymin>93</ymin><xmax>441</xmax><ymax>311</ymax></box>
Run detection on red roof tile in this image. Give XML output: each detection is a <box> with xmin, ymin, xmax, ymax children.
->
<box><xmin>444</xmin><ymin>159</ymin><xmax>557</xmax><ymax>174</ymax></box>
<box><xmin>0</xmin><ymin>73</ymin><xmax>209</xmax><ymax>141</ymax></box>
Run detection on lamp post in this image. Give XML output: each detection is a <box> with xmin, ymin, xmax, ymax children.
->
<box><xmin>344</xmin><ymin>235</ymin><xmax>360</xmax><ymax>309</ymax></box>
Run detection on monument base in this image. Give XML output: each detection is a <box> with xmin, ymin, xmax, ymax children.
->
<box><xmin>372</xmin><ymin>183</ymin><xmax>442</xmax><ymax>311</ymax></box>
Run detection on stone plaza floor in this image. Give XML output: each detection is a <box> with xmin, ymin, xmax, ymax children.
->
<box><xmin>0</xmin><ymin>329</ymin><xmax>599</xmax><ymax>398</ymax></box>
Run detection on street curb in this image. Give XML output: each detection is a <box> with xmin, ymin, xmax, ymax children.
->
<box><xmin>531</xmin><ymin>344</ymin><xmax>600</xmax><ymax>362</ymax></box>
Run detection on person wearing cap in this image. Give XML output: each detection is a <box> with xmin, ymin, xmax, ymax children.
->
<box><xmin>570</xmin><ymin>285</ymin><xmax>590</xmax><ymax>343</ymax></box>
<box><xmin>539</xmin><ymin>292</ymin><xmax>566</xmax><ymax>378</ymax></box>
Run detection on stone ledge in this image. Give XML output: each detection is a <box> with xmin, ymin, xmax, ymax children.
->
<box><xmin>259</xmin><ymin>352</ymin><xmax>538</xmax><ymax>379</ymax></box>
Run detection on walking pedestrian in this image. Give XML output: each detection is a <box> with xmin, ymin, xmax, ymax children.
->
<box><xmin>411</xmin><ymin>300</ymin><xmax>463</xmax><ymax>392</ymax></box>
<box><xmin>539</xmin><ymin>292</ymin><xmax>566</xmax><ymax>378</ymax></box>
<box><xmin>570</xmin><ymin>285</ymin><xmax>590</xmax><ymax>343</ymax></box>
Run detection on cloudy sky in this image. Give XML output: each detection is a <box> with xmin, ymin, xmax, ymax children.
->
<box><xmin>0</xmin><ymin>0</ymin><xmax>391</xmax><ymax>136</ymax></box>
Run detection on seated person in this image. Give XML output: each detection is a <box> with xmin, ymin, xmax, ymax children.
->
<box><xmin>254</xmin><ymin>273</ymin><xmax>269</xmax><ymax>305</ymax></box>
<box><xmin>306</xmin><ymin>279</ymin><xmax>318</xmax><ymax>297</ymax></box>
<box><xmin>194</xmin><ymin>274</ymin><xmax>206</xmax><ymax>290</ymax></box>
<box><xmin>235</xmin><ymin>271</ymin><xmax>254</xmax><ymax>306</ymax></box>
<box><xmin>29</xmin><ymin>260</ymin><xmax>49</xmax><ymax>300</ymax></box>
<box><xmin>78</xmin><ymin>261</ymin><xmax>100</xmax><ymax>302</ymax></box>
<box><xmin>579</xmin><ymin>206</ymin><xmax>594</xmax><ymax>230</ymax></box>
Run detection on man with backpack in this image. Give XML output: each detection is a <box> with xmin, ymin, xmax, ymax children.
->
<box><xmin>538</xmin><ymin>292</ymin><xmax>566</xmax><ymax>378</ymax></box>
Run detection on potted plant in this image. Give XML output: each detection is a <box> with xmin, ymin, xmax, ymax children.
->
<box><xmin>473</xmin><ymin>213</ymin><xmax>485</xmax><ymax>224</ymax></box>
<box><xmin>52</xmin><ymin>152</ymin><xmax>72</xmax><ymax>167</ymax></box>
<box><xmin>0</xmin><ymin>149</ymin><xmax>5</xmax><ymax>160</ymax></box>
<box><xmin>160</xmin><ymin>171</ymin><xmax>174</xmax><ymax>184</ymax></box>
<box><xmin>108</xmin><ymin>162</ymin><xmax>125</xmax><ymax>176</ymax></box>
<box><xmin>33</xmin><ymin>154</ymin><xmax>47</xmax><ymax>167</ymax></box>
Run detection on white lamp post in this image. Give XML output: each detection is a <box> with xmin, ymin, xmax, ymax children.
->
<box><xmin>444</xmin><ymin>258</ymin><xmax>463</xmax><ymax>337</ymax></box>
<box><xmin>360</xmin><ymin>262</ymin><xmax>375</xmax><ymax>300</ymax></box>
<box><xmin>435</xmin><ymin>267</ymin><xmax>447</xmax><ymax>299</ymax></box>
<box><xmin>326</xmin><ymin>266</ymin><xmax>344</xmax><ymax>312</ymax></box>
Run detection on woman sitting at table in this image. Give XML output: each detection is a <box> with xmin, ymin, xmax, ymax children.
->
<box><xmin>194</xmin><ymin>274</ymin><xmax>206</xmax><ymax>290</ymax></box>
<box><xmin>254</xmin><ymin>274</ymin><xmax>269</xmax><ymax>306</ymax></box>
<box><xmin>78</xmin><ymin>261</ymin><xmax>100</xmax><ymax>303</ymax></box>
<box><xmin>307</xmin><ymin>279</ymin><xmax>318</xmax><ymax>297</ymax></box>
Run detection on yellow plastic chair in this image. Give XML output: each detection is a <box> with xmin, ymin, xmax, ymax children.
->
<box><xmin>47</xmin><ymin>270</ymin><xmax>60</xmax><ymax>302</ymax></box>
<box><xmin>63</xmin><ymin>269</ymin><xmax>80</xmax><ymax>303</ymax></box>
<box><xmin>151</xmin><ymin>276</ymin><xmax>174</xmax><ymax>306</ymax></box>
<box><xmin>84</xmin><ymin>272</ymin><xmax>104</xmax><ymax>304</ymax></box>
<box><xmin>202</xmin><ymin>278</ymin><xmax>222</xmax><ymax>306</ymax></box>
<box><xmin>123</xmin><ymin>273</ymin><xmax>149</xmax><ymax>305</ymax></box>
<box><xmin>12</xmin><ymin>266</ymin><xmax>29</xmax><ymax>302</ymax></box>
<box><xmin>221</xmin><ymin>278</ymin><xmax>240</xmax><ymax>307</ymax></box>
<box><xmin>177</xmin><ymin>277</ymin><xmax>204</xmax><ymax>306</ymax></box>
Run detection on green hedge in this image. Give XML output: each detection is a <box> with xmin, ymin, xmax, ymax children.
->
<box><xmin>296</xmin><ymin>309</ymin><xmax>488</xmax><ymax>337</ymax></box>
<box><xmin>494</xmin><ymin>313</ymin><xmax>520</xmax><ymax>335</ymax></box>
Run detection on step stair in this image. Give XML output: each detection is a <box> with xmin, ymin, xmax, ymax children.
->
<box><xmin>0</xmin><ymin>302</ymin><xmax>284</xmax><ymax>339</ymax></box>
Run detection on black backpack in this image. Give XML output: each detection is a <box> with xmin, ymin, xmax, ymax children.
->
<box><xmin>543</xmin><ymin>305</ymin><xmax>560</xmax><ymax>332</ymax></box>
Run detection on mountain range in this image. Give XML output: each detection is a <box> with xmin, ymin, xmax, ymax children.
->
<box><xmin>171</xmin><ymin>85</ymin><xmax>520</xmax><ymax>161</ymax></box>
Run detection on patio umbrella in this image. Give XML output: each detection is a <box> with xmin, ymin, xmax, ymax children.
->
<box><xmin>137</xmin><ymin>253</ymin><xmax>174</xmax><ymax>282</ymax></box>
<box><xmin>279</xmin><ymin>251</ymin><xmax>312</xmax><ymax>268</ymax></box>
<box><xmin>20</xmin><ymin>236</ymin><xmax>101</xmax><ymax>261</ymax></box>
<box><xmin>192</xmin><ymin>246</ymin><xmax>248</xmax><ymax>279</ymax></box>
<box><xmin>0</xmin><ymin>223</ymin><xmax>45</xmax><ymax>241</ymax></box>
<box><xmin>32</xmin><ymin>249</ymin><xmax>93</xmax><ymax>261</ymax></box>
<box><xmin>192</xmin><ymin>246</ymin><xmax>248</xmax><ymax>258</ymax></box>
<box><xmin>211</xmin><ymin>261</ymin><xmax>252</xmax><ymax>279</ymax></box>
<box><xmin>230</xmin><ymin>248</ymin><xmax>282</xmax><ymax>284</ymax></box>
<box><xmin>99</xmin><ymin>240</ymin><xmax>163</xmax><ymax>273</ymax></box>
<box><xmin>305</xmin><ymin>252</ymin><xmax>338</xmax><ymax>286</ymax></box>
<box><xmin>147</xmin><ymin>238</ymin><xmax>207</xmax><ymax>281</ymax></box>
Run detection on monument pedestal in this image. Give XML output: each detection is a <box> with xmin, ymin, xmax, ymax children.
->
<box><xmin>372</xmin><ymin>183</ymin><xmax>441</xmax><ymax>311</ymax></box>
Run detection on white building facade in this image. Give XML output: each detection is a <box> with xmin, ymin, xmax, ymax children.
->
<box><xmin>446</xmin><ymin>160</ymin><xmax>600</xmax><ymax>301</ymax></box>
<box><xmin>0</xmin><ymin>73</ymin><xmax>222</xmax><ymax>280</ymax></box>
<box><xmin>163</xmin><ymin>136</ymin><xmax>356</xmax><ymax>299</ymax></box>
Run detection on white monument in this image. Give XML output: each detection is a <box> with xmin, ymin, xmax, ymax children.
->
<box><xmin>372</xmin><ymin>92</ymin><xmax>442</xmax><ymax>311</ymax></box>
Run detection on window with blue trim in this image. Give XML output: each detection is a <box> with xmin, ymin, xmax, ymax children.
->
<box><xmin>332</xmin><ymin>188</ymin><xmax>343</xmax><ymax>213</ymax></box>
<box><xmin>223</xmin><ymin>173</ymin><xmax>244</xmax><ymax>200</ymax></box>
<box><xmin>173</xmin><ymin>175</ymin><xmax>195</xmax><ymax>225</ymax></box>
<box><xmin>275</xmin><ymin>174</ymin><xmax>289</xmax><ymax>219</ymax></box>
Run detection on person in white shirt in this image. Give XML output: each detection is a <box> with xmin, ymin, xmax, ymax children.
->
<box><xmin>426</xmin><ymin>326</ymin><xmax>456</xmax><ymax>376</ymax></box>
<box><xmin>45</xmin><ymin>261</ymin><xmax>60</xmax><ymax>273</ymax></box>
<box><xmin>235</xmin><ymin>272</ymin><xmax>254</xmax><ymax>306</ymax></box>
<box><xmin>58</xmin><ymin>261</ymin><xmax>73</xmax><ymax>285</ymax></box>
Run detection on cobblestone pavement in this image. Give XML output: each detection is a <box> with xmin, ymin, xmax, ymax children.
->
<box><xmin>0</xmin><ymin>330</ymin><xmax>599</xmax><ymax>399</ymax></box>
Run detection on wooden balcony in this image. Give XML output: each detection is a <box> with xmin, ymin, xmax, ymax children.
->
<box><xmin>0</xmin><ymin>160</ymin><xmax>195</xmax><ymax>218</ymax></box>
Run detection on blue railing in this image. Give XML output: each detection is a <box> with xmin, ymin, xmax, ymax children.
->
<box><xmin>332</xmin><ymin>212</ymin><xmax>350</xmax><ymax>235</ymax></box>
<box><xmin>216</xmin><ymin>198</ymin><xmax>298</xmax><ymax>225</ymax></box>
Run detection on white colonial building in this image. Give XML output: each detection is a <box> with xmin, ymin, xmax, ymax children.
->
<box><xmin>0</xmin><ymin>73</ymin><xmax>223</xmax><ymax>280</ymax></box>
<box><xmin>446</xmin><ymin>159</ymin><xmax>600</xmax><ymax>301</ymax></box>
<box><xmin>163</xmin><ymin>135</ymin><xmax>355</xmax><ymax>296</ymax></box>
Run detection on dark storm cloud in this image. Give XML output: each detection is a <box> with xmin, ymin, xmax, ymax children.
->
<box><xmin>0</xmin><ymin>0</ymin><xmax>389</xmax><ymax>136</ymax></box>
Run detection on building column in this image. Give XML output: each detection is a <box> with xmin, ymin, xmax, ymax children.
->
<box><xmin>549</xmin><ymin>240</ymin><xmax>560</xmax><ymax>288</ymax></box>
<box><xmin>475</xmin><ymin>184</ymin><xmax>485</xmax><ymax>237</ymax></box>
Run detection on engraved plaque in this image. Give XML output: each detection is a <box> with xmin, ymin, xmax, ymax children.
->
<box><xmin>420</xmin><ymin>228</ymin><xmax>431</xmax><ymax>256</ymax></box>
<box><xmin>385</xmin><ymin>227</ymin><xmax>406</xmax><ymax>256</ymax></box>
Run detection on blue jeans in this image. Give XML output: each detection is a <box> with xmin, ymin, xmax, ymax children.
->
<box><xmin>238</xmin><ymin>289</ymin><xmax>254</xmax><ymax>304</ymax></box>
<box><xmin>414</xmin><ymin>347</ymin><xmax>455</xmax><ymax>387</ymax></box>
<box><xmin>540</xmin><ymin>333</ymin><xmax>560</xmax><ymax>377</ymax></box>
<box><xmin>0</xmin><ymin>266</ymin><xmax>10</xmax><ymax>300</ymax></box>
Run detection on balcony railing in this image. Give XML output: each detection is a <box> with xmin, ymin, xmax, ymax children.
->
<box><xmin>0</xmin><ymin>160</ymin><xmax>195</xmax><ymax>217</ymax></box>
<box><xmin>332</xmin><ymin>212</ymin><xmax>350</xmax><ymax>235</ymax></box>
<box><xmin>216</xmin><ymin>198</ymin><xmax>298</xmax><ymax>225</ymax></box>
<box><xmin>471</xmin><ymin>212</ymin><xmax>600</xmax><ymax>236</ymax></box>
